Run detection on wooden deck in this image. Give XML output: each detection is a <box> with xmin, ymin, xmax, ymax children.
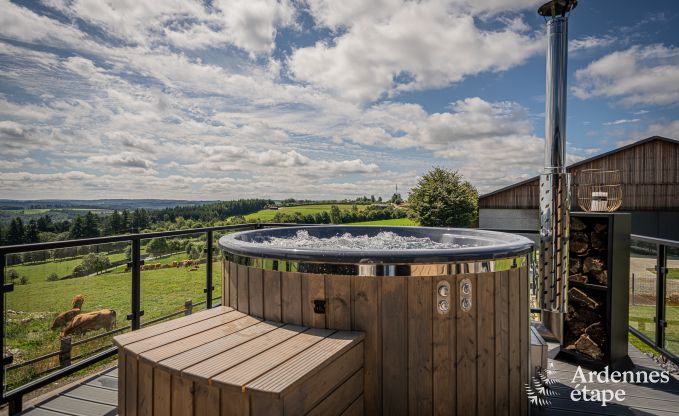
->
<box><xmin>532</xmin><ymin>343</ymin><xmax>679</xmax><ymax>416</ymax></box>
<box><xmin>17</xmin><ymin>343</ymin><xmax>679</xmax><ymax>415</ymax></box>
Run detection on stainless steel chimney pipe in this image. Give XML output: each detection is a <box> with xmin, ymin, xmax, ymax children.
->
<box><xmin>539</xmin><ymin>2</ymin><xmax>576</xmax><ymax>343</ymax></box>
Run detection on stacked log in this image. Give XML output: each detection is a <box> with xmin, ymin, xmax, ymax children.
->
<box><xmin>565</xmin><ymin>216</ymin><xmax>609</xmax><ymax>360</ymax></box>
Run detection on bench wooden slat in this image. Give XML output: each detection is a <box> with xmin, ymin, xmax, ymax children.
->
<box><xmin>181</xmin><ymin>325</ymin><xmax>306</xmax><ymax>382</ymax></box>
<box><xmin>246</xmin><ymin>331</ymin><xmax>364</xmax><ymax>395</ymax></box>
<box><xmin>140</xmin><ymin>315</ymin><xmax>261</xmax><ymax>364</ymax></box>
<box><xmin>156</xmin><ymin>321</ymin><xmax>283</xmax><ymax>375</ymax></box>
<box><xmin>283</xmin><ymin>343</ymin><xmax>364</xmax><ymax>415</ymax></box>
<box><xmin>306</xmin><ymin>368</ymin><xmax>364</xmax><ymax>416</ymax></box>
<box><xmin>125</xmin><ymin>310</ymin><xmax>245</xmax><ymax>355</ymax></box>
<box><xmin>113</xmin><ymin>306</ymin><xmax>232</xmax><ymax>347</ymax></box>
<box><xmin>210</xmin><ymin>327</ymin><xmax>335</xmax><ymax>390</ymax></box>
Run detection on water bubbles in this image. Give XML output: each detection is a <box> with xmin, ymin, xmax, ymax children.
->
<box><xmin>257</xmin><ymin>230</ymin><xmax>464</xmax><ymax>251</ymax></box>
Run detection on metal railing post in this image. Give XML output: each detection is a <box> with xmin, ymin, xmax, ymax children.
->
<box><xmin>205</xmin><ymin>231</ymin><xmax>214</xmax><ymax>309</ymax></box>
<box><xmin>656</xmin><ymin>243</ymin><xmax>667</xmax><ymax>349</ymax></box>
<box><xmin>128</xmin><ymin>238</ymin><xmax>143</xmax><ymax>330</ymax></box>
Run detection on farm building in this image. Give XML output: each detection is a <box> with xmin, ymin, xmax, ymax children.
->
<box><xmin>479</xmin><ymin>136</ymin><xmax>679</xmax><ymax>239</ymax></box>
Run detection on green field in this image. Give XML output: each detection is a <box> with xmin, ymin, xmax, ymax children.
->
<box><xmin>629</xmin><ymin>304</ymin><xmax>679</xmax><ymax>356</ymax></box>
<box><xmin>243</xmin><ymin>204</ymin><xmax>368</xmax><ymax>221</ymax></box>
<box><xmin>5</xmin><ymin>257</ymin><xmax>219</xmax><ymax>389</ymax></box>
<box><xmin>347</xmin><ymin>218</ymin><xmax>417</xmax><ymax>226</ymax></box>
<box><xmin>7</xmin><ymin>253</ymin><xmax>128</xmax><ymax>284</ymax></box>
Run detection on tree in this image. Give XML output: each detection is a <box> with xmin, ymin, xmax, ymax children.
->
<box><xmin>46</xmin><ymin>272</ymin><xmax>59</xmax><ymax>282</ymax></box>
<box><xmin>68</xmin><ymin>216</ymin><xmax>85</xmax><ymax>239</ymax></box>
<box><xmin>83</xmin><ymin>211</ymin><xmax>100</xmax><ymax>238</ymax></box>
<box><xmin>7</xmin><ymin>218</ymin><xmax>25</xmax><ymax>245</ymax></box>
<box><xmin>37</xmin><ymin>215</ymin><xmax>54</xmax><ymax>232</ymax></box>
<box><xmin>25</xmin><ymin>220</ymin><xmax>39</xmax><ymax>244</ymax></box>
<box><xmin>109</xmin><ymin>210</ymin><xmax>123</xmax><ymax>234</ymax></box>
<box><xmin>407</xmin><ymin>167</ymin><xmax>478</xmax><ymax>227</ymax></box>
<box><xmin>74</xmin><ymin>253</ymin><xmax>110</xmax><ymax>276</ymax></box>
<box><xmin>390</xmin><ymin>193</ymin><xmax>403</xmax><ymax>204</ymax></box>
<box><xmin>330</xmin><ymin>205</ymin><xmax>342</xmax><ymax>224</ymax></box>
<box><xmin>146</xmin><ymin>238</ymin><xmax>170</xmax><ymax>257</ymax></box>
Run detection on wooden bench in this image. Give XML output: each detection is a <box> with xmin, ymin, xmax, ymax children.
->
<box><xmin>113</xmin><ymin>306</ymin><xmax>365</xmax><ymax>416</ymax></box>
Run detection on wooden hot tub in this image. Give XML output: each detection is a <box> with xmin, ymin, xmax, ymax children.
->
<box><xmin>219</xmin><ymin>226</ymin><xmax>533</xmax><ymax>416</ymax></box>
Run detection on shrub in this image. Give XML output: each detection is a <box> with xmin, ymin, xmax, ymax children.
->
<box><xmin>7</xmin><ymin>269</ymin><xmax>19</xmax><ymax>282</ymax></box>
<box><xmin>46</xmin><ymin>272</ymin><xmax>59</xmax><ymax>282</ymax></box>
<box><xmin>18</xmin><ymin>276</ymin><xmax>28</xmax><ymax>285</ymax></box>
<box><xmin>408</xmin><ymin>167</ymin><xmax>478</xmax><ymax>227</ymax></box>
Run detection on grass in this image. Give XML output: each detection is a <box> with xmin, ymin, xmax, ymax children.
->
<box><xmin>347</xmin><ymin>218</ymin><xmax>417</xmax><ymax>226</ymax></box>
<box><xmin>629</xmin><ymin>303</ymin><xmax>679</xmax><ymax>356</ymax></box>
<box><xmin>4</xmin><ymin>255</ymin><xmax>220</xmax><ymax>389</ymax></box>
<box><xmin>7</xmin><ymin>252</ymin><xmax>129</xmax><ymax>284</ymax></box>
<box><xmin>243</xmin><ymin>204</ymin><xmax>367</xmax><ymax>221</ymax></box>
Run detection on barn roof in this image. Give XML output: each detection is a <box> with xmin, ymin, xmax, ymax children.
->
<box><xmin>479</xmin><ymin>136</ymin><xmax>679</xmax><ymax>200</ymax></box>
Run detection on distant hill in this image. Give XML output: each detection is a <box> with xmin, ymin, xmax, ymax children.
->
<box><xmin>0</xmin><ymin>199</ymin><xmax>217</xmax><ymax>211</ymax></box>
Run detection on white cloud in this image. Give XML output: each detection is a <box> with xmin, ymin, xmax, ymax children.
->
<box><xmin>573</xmin><ymin>44</ymin><xmax>679</xmax><ymax>106</ymax></box>
<box><xmin>569</xmin><ymin>36</ymin><xmax>615</xmax><ymax>52</ymax></box>
<box><xmin>290</xmin><ymin>0</ymin><xmax>542</xmax><ymax>101</ymax></box>
<box><xmin>603</xmin><ymin>118</ymin><xmax>640</xmax><ymax>126</ymax></box>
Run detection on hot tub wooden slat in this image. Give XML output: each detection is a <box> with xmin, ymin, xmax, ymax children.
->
<box><xmin>157</xmin><ymin>321</ymin><xmax>283</xmax><ymax>374</ymax></box>
<box><xmin>302</xmin><ymin>273</ymin><xmax>326</xmax><ymax>328</ymax></box>
<box><xmin>477</xmin><ymin>271</ymin><xmax>495</xmax><ymax>416</ymax></box>
<box><xmin>306</xmin><ymin>368</ymin><xmax>364</xmax><ymax>416</ymax></box>
<box><xmin>248</xmin><ymin>267</ymin><xmax>264</xmax><ymax>318</ymax></box>
<box><xmin>351</xmin><ymin>275</ymin><xmax>381</xmax><ymax>416</ymax></box>
<box><xmin>246</xmin><ymin>331</ymin><xmax>364</xmax><ymax>395</ymax></box>
<box><xmin>139</xmin><ymin>315</ymin><xmax>261</xmax><ymax>364</ymax></box>
<box><xmin>456</xmin><ymin>273</ymin><xmax>478</xmax><ymax>415</ymax></box>
<box><xmin>508</xmin><ymin>267</ymin><xmax>522</xmax><ymax>416</ymax></box>
<box><xmin>520</xmin><ymin>265</ymin><xmax>529</xmax><ymax>416</ymax></box>
<box><xmin>237</xmin><ymin>264</ymin><xmax>250</xmax><ymax>314</ymax></box>
<box><xmin>125</xmin><ymin>310</ymin><xmax>245</xmax><ymax>355</ymax></box>
<box><xmin>494</xmin><ymin>270</ymin><xmax>510</xmax><ymax>416</ymax></box>
<box><xmin>171</xmin><ymin>374</ymin><xmax>193</xmax><ymax>416</ymax></box>
<box><xmin>263</xmin><ymin>270</ymin><xmax>282</xmax><ymax>321</ymax></box>
<box><xmin>137</xmin><ymin>361</ymin><xmax>153</xmax><ymax>415</ymax></box>
<box><xmin>182</xmin><ymin>325</ymin><xmax>305</xmax><ymax>382</ymax></box>
<box><xmin>229</xmin><ymin>262</ymin><xmax>238</xmax><ymax>309</ymax></box>
<box><xmin>281</xmin><ymin>272</ymin><xmax>303</xmax><ymax>325</ymax></box>
<box><xmin>381</xmin><ymin>275</ymin><xmax>408</xmax><ymax>416</ymax></box>
<box><xmin>210</xmin><ymin>327</ymin><xmax>335</xmax><ymax>390</ymax></box>
<box><xmin>408</xmin><ymin>275</ymin><xmax>433</xmax><ymax>415</ymax></box>
<box><xmin>326</xmin><ymin>274</ymin><xmax>352</xmax><ymax>330</ymax></box>
<box><xmin>114</xmin><ymin>306</ymin><xmax>232</xmax><ymax>347</ymax></box>
<box><xmin>433</xmin><ymin>275</ymin><xmax>456</xmax><ymax>416</ymax></box>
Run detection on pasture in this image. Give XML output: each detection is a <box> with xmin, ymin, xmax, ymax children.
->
<box><xmin>243</xmin><ymin>203</ymin><xmax>368</xmax><ymax>221</ymax></box>
<box><xmin>5</xmin><ymin>256</ymin><xmax>220</xmax><ymax>389</ymax></box>
<box><xmin>347</xmin><ymin>218</ymin><xmax>417</xmax><ymax>226</ymax></box>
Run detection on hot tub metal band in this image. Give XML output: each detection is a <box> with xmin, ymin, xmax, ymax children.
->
<box><xmin>222</xmin><ymin>252</ymin><xmax>528</xmax><ymax>277</ymax></box>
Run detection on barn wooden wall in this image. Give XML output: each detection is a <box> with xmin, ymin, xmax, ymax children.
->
<box><xmin>222</xmin><ymin>260</ymin><xmax>530</xmax><ymax>416</ymax></box>
<box><xmin>479</xmin><ymin>138</ymin><xmax>679</xmax><ymax>211</ymax></box>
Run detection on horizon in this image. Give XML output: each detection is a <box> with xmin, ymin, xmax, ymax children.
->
<box><xmin>1</xmin><ymin>0</ymin><xmax>678</xmax><ymax>200</ymax></box>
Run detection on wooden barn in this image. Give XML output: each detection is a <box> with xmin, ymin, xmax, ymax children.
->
<box><xmin>479</xmin><ymin>136</ymin><xmax>679</xmax><ymax>239</ymax></box>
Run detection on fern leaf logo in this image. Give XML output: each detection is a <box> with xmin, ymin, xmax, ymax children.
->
<box><xmin>526</xmin><ymin>364</ymin><xmax>560</xmax><ymax>407</ymax></box>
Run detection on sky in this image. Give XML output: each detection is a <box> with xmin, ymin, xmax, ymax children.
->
<box><xmin>0</xmin><ymin>0</ymin><xmax>678</xmax><ymax>201</ymax></box>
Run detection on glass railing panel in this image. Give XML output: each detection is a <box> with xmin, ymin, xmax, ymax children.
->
<box><xmin>3</xmin><ymin>242</ymin><xmax>131</xmax><ymax>391</ymax></box>
<box><xmin>629</xmin><ymin>238</ymin><xmax>658</xmax><ymax>342</ymax></box>
<box><xmin>140</xmin><ymin>233</ymin><xmax>207</xmax><ymax>326</ymax></box>
<box><xmin>665</xmin><ymin>245</ymin><xmax>679</xmax><ymax>355</ymax></box>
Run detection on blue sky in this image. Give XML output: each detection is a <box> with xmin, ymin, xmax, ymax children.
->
<box><xmin>0</xmin><ymin>0</ymin><xmax>678</xmax><ymax>200</ymax></box>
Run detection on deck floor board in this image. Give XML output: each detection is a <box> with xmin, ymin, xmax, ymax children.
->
<box><xmin>17</xmin><ymin>342</ymin><xmax>679</xmax><ymax>416</ymax></box>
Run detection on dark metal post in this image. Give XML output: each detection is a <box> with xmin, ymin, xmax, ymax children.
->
<box><xmin>59</xmin><ymin>337</ymin><xmax>72</xmax><ymax>368</ymax></box>
<box><xmin>1</xmin><ymin>252</ymin><xmax>5</xmax><ymax>399</ymax></box>
<box><xmin>184</xmin><ymin>299</ymin><xmax>193</xmax><ymax>316</ymax></box>
<box><xmin>205</xmin><ymin>231</ymin><xmax>214</xmax><ymax>309</ymax></box>
<box><xmin>129</xmin><ymin>238</ymin><xmax>142</xmax><ymax>330</ymax></box>
<box><xmin>656</xmin><ymin>244</ymin><xmax>667</xmax><ymax>349</ymax></box>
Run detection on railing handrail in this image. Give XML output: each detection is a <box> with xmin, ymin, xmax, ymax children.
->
<box><xmin>0</xmin><ymin>223</ymin><xmax>299</xmax><ymax>254</ymax></box>
<box><xmin>631</xmin><ymin>233</ymin><xmax>679</xmax><ymax>248</ymax></box>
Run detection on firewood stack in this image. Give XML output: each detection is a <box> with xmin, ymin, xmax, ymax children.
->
<box><xmin>564</xmin><ymin>216</ymin><xmax>609</xmax><ymax>360</ymax></box>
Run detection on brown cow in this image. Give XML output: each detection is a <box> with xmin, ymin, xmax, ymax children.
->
<box><xmin>51</xmin><ymin>294</ymin><xmax>85</xmax><ymax>330</ymax></box>
<box><xmin>72</xmin><ymin>294</ymin><xmax>85</xmax><ymax>309</ymax></box>
<box><xmin>51</xmin><ymin>309</ymin><xmax>81</xmax><ymax>330</ymax></box>
<box><xmin>62</xmin><ymin>309</ymin><xmax>116</xmax><ymax>337</ymax></box>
